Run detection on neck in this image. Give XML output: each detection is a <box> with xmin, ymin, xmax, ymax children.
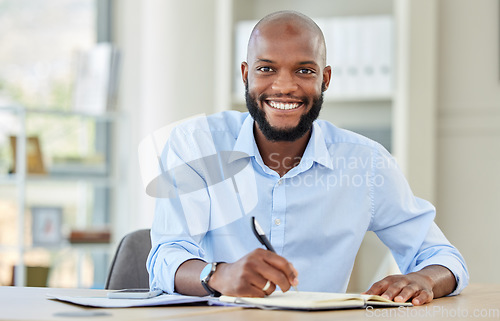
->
<box><xmin>253</xmin><ymin>123</ymin><xmax>311</xmax><ymax>177</ymax></box>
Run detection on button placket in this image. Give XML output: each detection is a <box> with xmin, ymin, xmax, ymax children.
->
<box><xmin>270</xmin><ymin>177</ymin><xmax>286</xmax><ymax>254</ymax></box>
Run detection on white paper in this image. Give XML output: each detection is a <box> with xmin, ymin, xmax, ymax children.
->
<box><xmin>47</xmin><ymin>293</ymin><xmax>209</xmax><ymax>308</ymax></box>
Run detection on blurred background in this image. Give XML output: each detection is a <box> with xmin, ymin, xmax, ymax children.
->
<box><xmin>0</xmin><ymin>0</ymin><xmax>498</xmax><ymax>291</ymax></box>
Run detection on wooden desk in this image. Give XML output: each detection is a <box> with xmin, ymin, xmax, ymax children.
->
<box><xmin>1</xmin><ymin>284</ymin><xmax>499</xmax><ymax>321</ymax></box>
<box><xmin>0</xmin><ymin>286</ymin><xmax>238</xmax><ymax>321</ymax></box>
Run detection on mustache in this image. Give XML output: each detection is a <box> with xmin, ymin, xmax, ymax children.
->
<box><xmin>257</xmin><ymin>93</ymin><xmax>310</xmax><ymax>106</ymax></box>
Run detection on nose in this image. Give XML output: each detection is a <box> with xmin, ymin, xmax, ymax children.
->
<box><xmin>271</xmin><ymin>71</ymin><xmax>298</xmax><ymax>94</ymax></box>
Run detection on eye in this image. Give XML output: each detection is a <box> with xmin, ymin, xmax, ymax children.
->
<box><xmin>257</xmin><ymin>66</ymin><xmax>274</xmax><ymax>72</ymax></box>
<box><xmin>297</xmin><ymin>68</ymin><xmax>315</xmax><ymax>75</ymax></box>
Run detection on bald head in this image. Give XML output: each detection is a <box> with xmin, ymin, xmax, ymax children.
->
<box><xmin>248</xmin><ymin>11</ymin><xmax>327</xmax><ymax>66</ymax></box>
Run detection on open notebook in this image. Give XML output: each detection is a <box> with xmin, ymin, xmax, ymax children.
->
<box><xmin>219</xmin><ymin>291</ymin><xmax>413</xmax><ymax>311</ymax></box>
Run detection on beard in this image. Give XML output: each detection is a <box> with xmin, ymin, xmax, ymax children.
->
<box><xmin>245</xmin><ymin>83</ymin><xmax>324</xmax><ymax>142</ymax></box>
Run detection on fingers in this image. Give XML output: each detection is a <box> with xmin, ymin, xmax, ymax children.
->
<box><xmin>364</xmin><ymin>274</ymin><xmax>434</xmax><ymax>306</ymax></box>
<box><xmin>247</xmin><ymin>248</ymin><xmax>297</xmax><ymax>293</ymax></box>
<box><xmin>411</xmin><ymin>289</ymin><xmax>433</xmax><ymax>305</ymax></box>
<box><xmin>364</xmin><ymin>278</ymin><xmax>390</xmax><ymax>296</ymax></box>
<box><xmin>263</xmin><ymin>249</ymin><xmax>298</xmax><ymax>283</ymax></box>
<box><xmin>290</xmin><ymin>264</ymin><xmax>299</xmax><ymax>286</ymax></box>
<box><xmin>244</xmin><ymin>277</ymin><xmax>277</xmax><ymax>297</ymax></box>
<box><xmin>260</xmin><ymin>280</ymin><xmax>276</xmax><ymax>296</ymax></box>
<box><xmin>214</xmin><ymin>248</ymin><xmax>297</xmax><ymax>297</ymax></box>
<box><xmin>259</xmin><ymin>258</ymin><xmax>296</xmax><ymax>291</ymax></box>
<box><xmin>219</xmin><ymin>265</ymin><xmax>272</xmax><ymax>297</ymax></box>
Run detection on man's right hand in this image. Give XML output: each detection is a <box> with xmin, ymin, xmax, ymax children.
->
<box><xmin>208</xmin><ymin>248</ymin><xmax>299</xmax><ymax>297</ymax></box>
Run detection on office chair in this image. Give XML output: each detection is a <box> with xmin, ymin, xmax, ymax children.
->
<box><xmin>105</xmin><ymin>229</ymin><xmax>151</xmax><ymax>290</ymax></box>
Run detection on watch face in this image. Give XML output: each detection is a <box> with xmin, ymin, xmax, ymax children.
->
<box><xmin>200</xmin><ymin>263</ymin><xmax>212</xmax><ymax>281</ymax></box>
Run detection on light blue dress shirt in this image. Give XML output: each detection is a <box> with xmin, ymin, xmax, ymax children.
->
<box><xmin>147</xmin><ymin>111</ymin><xmax>468</xmax><ymax>295</ymax></box>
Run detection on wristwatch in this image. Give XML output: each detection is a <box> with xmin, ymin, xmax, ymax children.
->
<box><xmin>200</xmin><ymin>262</ymin><xmax>222</xmax><ymax>297</ymax></box>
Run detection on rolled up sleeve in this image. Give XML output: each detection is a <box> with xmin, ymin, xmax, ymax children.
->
<box><xmin>369</xmin><ymin>148</ymin><xmax>469</xmax><ymax>295</ymax></box>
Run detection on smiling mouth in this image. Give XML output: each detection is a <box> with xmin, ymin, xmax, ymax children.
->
<box><xmin>266</xmin><ymin>100</ymin><xmax>303</xmax><ymax>110</ymax></box>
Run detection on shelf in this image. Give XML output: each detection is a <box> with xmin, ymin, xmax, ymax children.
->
<box><xmin>28</xmin><ymin>176</ymin><xmax>117</xmax><ymax>187</ymax></box>
<box><xmin>0</xmin><ymin>105</ymin><xmax>122</xmax><ymax>121</ymax></box>
<box><xmin>0</xmin><ymin>242</ymin><xmax>112</xmax><ymax>253</ymax></box>
<box><xmin>0</xmin><ymin>174</ymin><xmax>117</xmax><ymax>186</ymax></box>
<box><xmin>1</xmin><ymin>103</ymin><xmax>122</xmax><ymax>287</ymax></box>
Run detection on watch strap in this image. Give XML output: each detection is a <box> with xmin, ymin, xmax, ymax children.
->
<box><xmin>200</xmin><ymin>262</ymin><xmax>222</xmax><ymax>297</ymax></box>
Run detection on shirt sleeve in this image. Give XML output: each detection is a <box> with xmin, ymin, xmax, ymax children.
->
<box><xmin>146</xmin><ymin>125</ymin><xmax>213</xmax><ymax>294</ymax></box>
<box><xmin>368</xmin><ymin>147</ymin><xmax>469</xmax><ymax>296</ymax></box>
<box><xmin>147</xmin><ymin>197</ymin><xmax>208</xmax><ymax>294</ymax></box>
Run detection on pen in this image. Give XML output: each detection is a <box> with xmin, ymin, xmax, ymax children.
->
<box><xmin>251</xmin><ymin>216</ymin><xmax>298</xmax><ymax>292</ymax></box>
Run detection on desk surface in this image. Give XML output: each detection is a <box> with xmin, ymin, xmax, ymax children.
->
<box><xmin>1</xmin><ymin>284</ymin><xmax>499</xmax><ymax>321</ymax></box>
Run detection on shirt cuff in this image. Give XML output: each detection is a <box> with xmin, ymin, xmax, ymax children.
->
<box><xmin>152</xmin><ymin>250</ymin><xmax>206</xmax><ymax>294</ymax></box>
<box><xmin>413</xmin><ymin>256</ymin><xmax>469</xmax><ymax>296</ymax></box>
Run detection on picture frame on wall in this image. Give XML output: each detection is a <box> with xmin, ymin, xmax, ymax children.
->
<box><xmin>31</xmin><ymin>207</ymin><xmax>63</xmax><ymax>246</ymax></box>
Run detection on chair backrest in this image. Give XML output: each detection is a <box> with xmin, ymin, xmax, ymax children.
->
<box><xmin>105</xmin><ymin>229</ymin><xmax>151</xmax><ymax>290</ymax></box>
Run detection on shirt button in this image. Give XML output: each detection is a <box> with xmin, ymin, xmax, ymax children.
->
<box><xmin>278</xmin><ymin>179</ymin><xmax>283</xmax><ymax>185</ymax></box>
<box><xmin>274</xmin><ymin>219</ymin><xmax>281</xmax><ymax>226</ymax></box>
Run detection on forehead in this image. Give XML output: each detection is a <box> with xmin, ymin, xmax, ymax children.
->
<box><xmin>248</xmin><ymin>21</ymin><xmax>324</xmax><ymax>65</ymax></box>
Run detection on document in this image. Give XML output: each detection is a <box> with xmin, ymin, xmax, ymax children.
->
<box><xmin>48</xmin><ymin>291</ymin><xmax>412</xmax><ymax>310</ymax></box>
<box><xmin>47</xmin><ymin>293</ymin><xmax>210</xmax><ymax>308</ymax></box>
<box><xmin>219</xmin><ymin>291</ymin><xmax>413</xmax><ymax>311</ymax></box>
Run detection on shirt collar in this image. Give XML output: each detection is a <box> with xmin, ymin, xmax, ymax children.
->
<box><xmin>230</xmin><ymin>114</ymin><xmax>279</xmax><ymax>176</ymax></box>
<box><xmin>230</xmin><ymin>113</ymin><xmax>259</xmax><ymax>161</ymax></box>
<box><xmin>230</xmin><ymin>114</ymin><xmax>334</xmax><ymax>172</ymax></box>
<box><xmin>302</xmin><ymin>121</ymin><xmax>334</xmax><ymax>170</ymax></box>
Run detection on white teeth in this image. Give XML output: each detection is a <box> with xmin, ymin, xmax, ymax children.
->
<box><xmin>268</xmin><ymin>101</ymin><xmax>300</xmax><ymax>110</ymax></box>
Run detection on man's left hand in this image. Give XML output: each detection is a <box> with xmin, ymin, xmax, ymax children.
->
<box><xmin>363</xmin><ymin>265</ymin><xmax>456</xmax><ymax>306</ymax></box>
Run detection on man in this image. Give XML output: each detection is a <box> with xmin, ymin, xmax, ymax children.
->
<box><xmin>147</xmin><ymin>11</ymin><xmax>468</xmax><ymax>305</ymax></box>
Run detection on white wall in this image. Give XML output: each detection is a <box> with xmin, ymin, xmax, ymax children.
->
<box><xmin>435</xmin><ymin>0</ymin><xmax>500</xmax><ymax>283</ymax></box>
<box><xmin>113</xmin><ymin>0</ymin><xmax>216</xmax><ymax>237</ymax></box>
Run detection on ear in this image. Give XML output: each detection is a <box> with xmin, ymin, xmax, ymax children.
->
<box><xmin>241</xmin><ymin>62</ymin><xmax>249</xmax><ymax>86</ymax></box>
<box><xmin>322</xmin><ymin>65</ymin><xmax>332</xmax><ymax>92</ymax></box>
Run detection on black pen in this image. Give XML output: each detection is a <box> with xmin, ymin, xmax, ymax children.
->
<box><xmin>251</xmin><ymin>216</ymin><xmax>298</xmax><ymax>292</ymax></box>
